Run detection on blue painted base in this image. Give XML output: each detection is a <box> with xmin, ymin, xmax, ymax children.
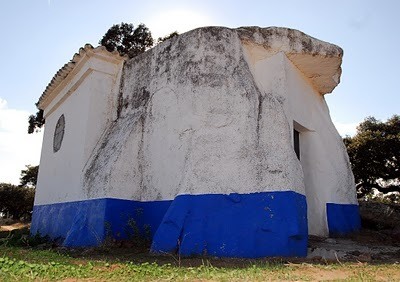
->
<box><xmin>151</xmin><ymin>191</ymin><xmax>308</xmax><ymax>258</ymax></box>
<box><xmin>31</xmin><ymin>198</ymin><xmax>171</xmax><ymax>247</ymax></box>
<box><xmin>31</xmin><ymin>191</ymin><xmax>308</xmax><ymax>257</ymax></box>
<box><xmin>326</xmin><ymin>203</ymin><xmax>361</xmax><ymax>236</ymax></box>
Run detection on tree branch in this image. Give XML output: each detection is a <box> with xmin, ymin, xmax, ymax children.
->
<box><xmin>369</xmin><ymin>183</ymin><xmax>400</xmax><ymax>194</ymax></box>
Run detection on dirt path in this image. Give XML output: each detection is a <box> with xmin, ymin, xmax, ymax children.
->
<box><xmin>0</xmin><ymin>222</ymin><xmax>30</xmax><ymax>232</ymax></box>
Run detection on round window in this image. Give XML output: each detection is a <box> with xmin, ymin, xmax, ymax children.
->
<box><xmin>53</xmin><ymin>114</ymin><xmax>65</xmax><ymax>153</ymax></box>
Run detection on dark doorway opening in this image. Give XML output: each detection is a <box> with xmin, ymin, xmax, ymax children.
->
<box><xmin>294</xmin><ymin>129</ymin><xmax>300</xmax><ymax>160</ymax></box>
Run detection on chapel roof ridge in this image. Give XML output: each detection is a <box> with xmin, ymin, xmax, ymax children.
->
<box><xmin>37</xmin><ymin>44</ymin><xmax>126</xmax><ymax>109</ymax></box>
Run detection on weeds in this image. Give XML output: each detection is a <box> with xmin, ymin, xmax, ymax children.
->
<box><xmin>0</xmin><ymin>228</ymin><xmax>52</xmax><ymax>248</ymax></box>
<box><xmin>123</xmin><ymin>218</ymin><xmax>152</xmax><ymax>249</ymax></box>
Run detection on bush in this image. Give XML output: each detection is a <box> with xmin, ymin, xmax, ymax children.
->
<box><xmin>0</xmin><ymin>183</ymin><xmax>35</xmax><ymax>220</ymax></box>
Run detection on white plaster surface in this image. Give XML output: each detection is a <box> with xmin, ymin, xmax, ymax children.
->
<box><xmin>35</xmin><ymin>54</ymin><xmax>124</xmax><ymax>205</ymax></box>
<box><xmin>241</xmin><ymin>27</ymin><xmax>354</xmax><ymax>236</ymax></box>
<box><xmin>284</xmin><ymin>57</ymin><xmax>357</xmax><ymax>235</ymax></box>
<box><xmin>83</xmin><ymin>27</ymin><xmax>306</xmax><ymax>202</ymax></box>
<box><xmin>35</xmin><ymin>27</ymin><xmax>357</xmax><ymax>237</ymax></box>
<box><xmin>244</xmin><ymin>44</ymin><xmax>356</xmax><ymax>236</ymax></box>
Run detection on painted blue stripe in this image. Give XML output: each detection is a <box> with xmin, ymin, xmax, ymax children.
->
<box><xmin>326</xmin><ymin>203</ymin><xmax>361</xmax><ymax>236</ymax></box>
<box><xmin>31</xmin><ymin>198</ymin><xmax>171</xmax><ymax>247</ymax></box>
<box><xmin>104</xmin><ymin>198</ymin><xmax>171</xmax><ymax>240</ymax></box>
<box><xmin>31</xmin><ymin>191</ymin><xmax>308</xmax><ymax>258</ymax></box>
<box><xmin>152</xmin><ymin>191</ymin><xmax>308</xmax><ymax>258</ymax></box>
<box><xmin>31</xmin><ymin>199</ymin><xmax>107</xmax><ymax>246</ymax></box>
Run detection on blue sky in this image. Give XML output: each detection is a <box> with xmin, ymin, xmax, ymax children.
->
<box><xmin>0</xmin><ymin>0</ymin><xmax>399</xmax><ymax>183</ymax></box>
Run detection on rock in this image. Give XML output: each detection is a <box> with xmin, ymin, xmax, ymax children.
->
<box><xmin>359</xmin><ymin>201</ymin><xmax>400</xmax><ymax>230</ymax></box>
<box><xmin>357</xmin><ymin>253</ymin><xmax>372</xmax><ymax>262</ymax></box>
<box><xmin>325</xmin><ymin>238</ymin><xmax>337</xmax><ymax>244</ymax></box>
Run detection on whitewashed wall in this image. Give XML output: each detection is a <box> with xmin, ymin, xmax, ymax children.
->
<box><xmin>35</xmin><ymin>56</ymin><xmax>123</xmax><ymax>205</ymax></box>
<box><xmin>82</xmin><ymin>28</ymin><xmax>306</xmax><ymax>203</ymax></box>
<box><xmin>245</xmin><ymin>49</ymin><xmax>356</xmax><ymax>236</ymax></box>
<box><xmin>285</xmin><ymin>56</ymin><xmax>357</xmax><ymax>235</ymax></box>
<box><xmin>35</xmin><ymin>27</ymin><xmax>356</xmax><ymax>239</ymax></box>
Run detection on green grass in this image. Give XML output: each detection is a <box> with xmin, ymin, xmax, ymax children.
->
<box><xmin>1</xmin><ymin>246</ymin><xmax>400</xmax><ymax>281</ymax></box>
<box><xmin>0</xmin><ymin>228</ymin><xmax>399</xmax><ymax>281</ymax></box>
<box><xmin>0</xmin><ymin>247</ymin><xmax>293</xmax><ymax>281</ymax></box>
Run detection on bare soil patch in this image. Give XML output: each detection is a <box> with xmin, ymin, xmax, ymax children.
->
<box><xmin>0</xmin><ymin>222</ymin><xmax>30</xmax><ymax>232</ymax></box>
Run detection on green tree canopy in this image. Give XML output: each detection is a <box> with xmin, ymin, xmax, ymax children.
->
<box><xmin>344</xmin><ymin>115</ymin><xmax>400</xmax><ymax>197</ymax></box>
<box><xmin>28</xmin><ymin>109</ymin><xmax>44</xmax><ymax>134</ymax></box>
<box><xmin>0</xmin><ymin>183</ymin><xmax>35</xmax><ymax>220</ymax></box>
<box><xmin>20</xmin><ymin>165</ymin><xmax>39</xmax><ymax>188</ymax></box>
<box><xmin>99</xmin><ymin>22</ymin><xmax>154</xmax><ymax>58</ymax></box>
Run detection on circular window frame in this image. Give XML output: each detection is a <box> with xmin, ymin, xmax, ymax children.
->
<box><xmin>53</xmin><ymin>114</ymin><xmax>65</xmax><ymax>153</ymax></box>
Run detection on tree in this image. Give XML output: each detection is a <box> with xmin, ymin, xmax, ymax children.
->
<box><xmin>20</xmin><ymin>165</ymin><xmax>39</xmax><ymax>188</ymax></box>
<box><xmin>0</xmin><ymin>165</ymin><xmax>38</xmax><ymax>220</ymax></box>
<box><xmin>344</xmin><ymin>115</ymin><xmax>400</xmax><ymax>198</ymax></box>
<box><xmin>28</xmin><ymin>109</ymin><xmax>45</xmax><ymax>134</ymax></box>
<box><xmin>0</xmin><ymin>183</ymin><xmax>35</xmax><ymax>220</ymax></box>
<box><xmin>157</xmin><ymin>31</ymin><xmax>179</xmax><ymax>44</ymax></box>
<box><xmin>99</xmin><ymin>22</ymin><xmax>153</xmax><ymax>58</ymax></box>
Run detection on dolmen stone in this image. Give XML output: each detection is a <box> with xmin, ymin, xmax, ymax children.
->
<box><xmin>31</xmin><ymin>26</ymin><xmax>360</xmax><ymax>258</ymax></box>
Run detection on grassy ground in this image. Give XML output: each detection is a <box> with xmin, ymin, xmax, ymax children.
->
<box><xmin>1</xmin><ymin>245</ymin><xmax>400</xmax><ymax>281</ymax></box>
<box><xmin>0</xmin><ymin>225</ymin><xmax>399</xmax><ymax>281</ymax></box>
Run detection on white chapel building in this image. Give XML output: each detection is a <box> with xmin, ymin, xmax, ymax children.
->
<box><xmin>31</xmin><ymin>26</ymin><xmax>360</xmax><ymax>258</ymax></box>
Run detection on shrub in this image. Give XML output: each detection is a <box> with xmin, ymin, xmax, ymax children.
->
<box><xmin>0</xmin><ymin>183</ymin><xmax>35</xmax><ymax>220</ymax></box>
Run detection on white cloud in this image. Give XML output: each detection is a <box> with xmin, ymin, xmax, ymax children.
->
<box><xmin>0</xmin><ymin>98</ymin><xmax>43</xmax><ymax>184</ymax></box>
<box><xmin>333</xmin><ymin>121</ymin><xmax>359</xmax><ymax>137</ymax></box>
